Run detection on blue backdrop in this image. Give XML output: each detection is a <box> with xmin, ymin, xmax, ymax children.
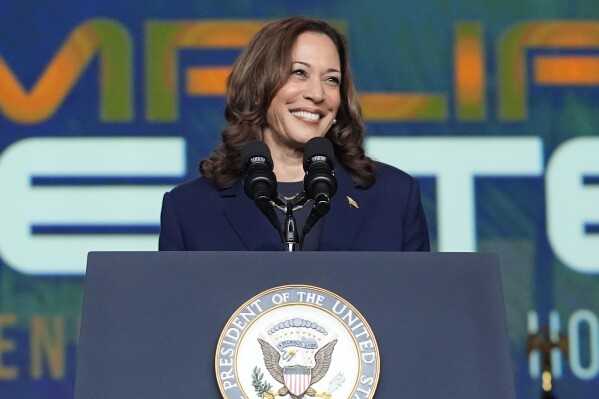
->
<box><xmin>1</xmin><ymin>1</ymin><xmax>598</xmax><ymax>398</ymax></box>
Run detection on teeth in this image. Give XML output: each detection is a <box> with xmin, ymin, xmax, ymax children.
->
<box><xmin>291</xmin><ymin>111</ymin><xmax>320</xmax><ymax>121</ymax></box>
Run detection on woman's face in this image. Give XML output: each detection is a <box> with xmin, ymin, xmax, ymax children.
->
<box><xmin>263</xmin><ymin>31</ymin><xmax>341</xmax><ymax>155</ymax></box>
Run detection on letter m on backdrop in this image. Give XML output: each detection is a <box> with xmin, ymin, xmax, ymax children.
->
<box><xmin>0</xmin><ymin>19</ymin><xmax>132</xmax><ymax>124</ymax></box>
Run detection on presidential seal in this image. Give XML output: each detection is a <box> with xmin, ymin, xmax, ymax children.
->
<box><xmin>215</xmin><ymin>285</ymin><xmax>379</xmax><ymax>399</ymax></box>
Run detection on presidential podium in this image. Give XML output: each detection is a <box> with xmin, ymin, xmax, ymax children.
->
<box><xmin>74</xmin><ymin>251</ymin><xmax>516</xmax><ymax>399</ymax></box>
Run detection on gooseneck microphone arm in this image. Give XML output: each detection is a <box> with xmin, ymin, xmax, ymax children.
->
<box><xmin>240</xmin><ymin>140</ymin><xmax>285</xmax><ymax>246</ymax></box>
<box><xmin>240</xmin><ymin>138</ymin><xmax>337</xmax><ymax>251</ymax></box>
<box><xmin>300</xmin><ymin>137</ymin><xmax>338</xmax><ymax>249</ymax></box>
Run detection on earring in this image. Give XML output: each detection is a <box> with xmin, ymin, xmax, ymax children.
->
<box><xmin>333</xmin><ymin>119</ymin><xmax>337</xmax><ymax>125</ymax></box>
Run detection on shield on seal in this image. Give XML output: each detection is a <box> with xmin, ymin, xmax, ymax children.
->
<box><xmin>284</xmin><ymin>365</ymin><xmax>311</xmax><ymax>396</ymax></box>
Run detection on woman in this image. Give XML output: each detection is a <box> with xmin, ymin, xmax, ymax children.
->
<box><xmin>159</xmin><ymin>16</ymin><xmax>430</xmax><ymax>251</ymax></box>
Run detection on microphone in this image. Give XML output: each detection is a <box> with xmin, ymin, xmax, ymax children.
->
<box><xmin>301</xmin><ymin>137</ymin><xmax>338</xmax><ymax>243</ymax></box>
<box><xmin>240</xmin><ymin>140</ymin><xmax>282</xmax><ymax>238</ymax></box>
<box><xmin>303</xmin><ymin>137</ymin><xmax>338</xmax><ymax>212</ymax></box>
<box><xmin>241</xmin><ymin>140</ymin><xmax>277</xmax><ymax>207</ymax></box>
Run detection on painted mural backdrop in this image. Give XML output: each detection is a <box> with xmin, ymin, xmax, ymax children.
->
<box><xmin>1</xmin><ymin>1</ymin><xmax>598</xmax><ymax>398</ymax></box>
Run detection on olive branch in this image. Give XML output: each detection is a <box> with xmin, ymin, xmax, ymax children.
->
<box><xmin>251</xmin><ymin>366</ymin><xmax>273</xmax><ymax>398</ymax></box>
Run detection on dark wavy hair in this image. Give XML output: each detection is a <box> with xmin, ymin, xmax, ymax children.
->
<box><xmin>200</xmin><ymin>16</ymin><xmax>376</xmax><ymax>189</ymax></box>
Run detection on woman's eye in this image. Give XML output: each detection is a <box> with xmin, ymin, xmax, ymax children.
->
<box><xmin>325</xmin><ymin>76</ymin><xmax>341</xmax><ymax>86</ymax></box>
<box><xmin>292</xmin><ymin>69</ymin><xmax>308</xmax><ymax>77</ymax></box>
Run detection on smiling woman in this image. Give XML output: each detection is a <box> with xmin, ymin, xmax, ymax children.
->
<box><xmin>263</xmin><ymin>32</ymin><xmax>341</xmax><ymax>182</ymax></box>
<box><xmin>201</xmin><ymin>16</ymin><xmax>371</xmax><ymax>189</ymax></box>
<box><xmin>159</xmin><ymin>16</ymin><xmax>430</xmax><ymax>252</ymax></box>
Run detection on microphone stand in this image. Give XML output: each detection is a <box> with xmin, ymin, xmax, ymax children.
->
<box><xmin>265</xmin><ymin>184</ymin><xmax>333</xmax><ymax>252</ymax></box>
<box><xmin>283</xmin><ymin>201</ymin><xmax>299</xmax><ymax>251</ymax></box>
<box><xmin>272</xmin><ymin>194</ymin><xmax>310</xmax><ymax>252</ymax></box>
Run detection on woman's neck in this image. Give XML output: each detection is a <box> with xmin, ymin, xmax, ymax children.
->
<box><xmin>262</xmin><ymin>135</ymin><xmax>305</xmax><ymax>182</ymax></box>
<box><xmin>272</xmin><ymin>150</ymin><xmax>304</xmax><ymax>182</ymax></box>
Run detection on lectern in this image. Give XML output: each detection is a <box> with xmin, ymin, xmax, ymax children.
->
<box><xmin>75</xmin><ymin>251</ymin><xmax>515</xmax><ymax>399</ymax></box>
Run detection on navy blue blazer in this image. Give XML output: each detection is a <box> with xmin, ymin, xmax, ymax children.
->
<box><xmin>159</xmin><ymin>162</ymin><xmax>430</xmax><ymax>251</ymax></box>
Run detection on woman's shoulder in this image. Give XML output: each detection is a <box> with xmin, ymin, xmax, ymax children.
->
<box><xmin>163</xmin><ymin>176</ymin><xmax>242</xmax><ymax>222</ymax></box>
<box><xmin>167</xmin><ymin>175</ymin><xmax>235</xmax><ymax>201</ymax></box>
<box><xmin>372</xmin><ymin>161</ymin><xmax>418</xmax><ymax>186</ymax></box>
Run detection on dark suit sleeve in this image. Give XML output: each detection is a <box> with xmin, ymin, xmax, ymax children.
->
<box><xmin>402</xmin><ymin>177</ymin><xmax>430</xmax><ymax>251</ymax></box>
<box><xmin>159</xmin><ymin>191</ymin><xmax>186</xmax><ymax>251</ymax></box>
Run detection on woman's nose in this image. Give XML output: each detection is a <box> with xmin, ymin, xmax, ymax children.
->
<box><xmin>303</xmin><ymin>78</ymin><xmax>325</xmax><ymax>103</ymax></box>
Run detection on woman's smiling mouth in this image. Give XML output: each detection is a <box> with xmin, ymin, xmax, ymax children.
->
<box><xmin>291</xmin><ymin>110</ymin><xmax>322</xmax><ymax>121</ymax></box>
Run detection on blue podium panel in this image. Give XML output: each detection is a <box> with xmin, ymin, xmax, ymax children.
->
<box><xmin>75</xmin><ymin>251</ymin><xmax>515</xmax><ymax>399</ymax></box>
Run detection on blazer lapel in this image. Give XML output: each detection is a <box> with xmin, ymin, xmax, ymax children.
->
<box><xmin>320</xmin><ymin>166</ymin><xmax>372</xmax><ymax>250</ymax></box>
<box><xmin>222</xmin><ymin>183</ymin><xmax>283</xmax><ymax>250</ymax></box>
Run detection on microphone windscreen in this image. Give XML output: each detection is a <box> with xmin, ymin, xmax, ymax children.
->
<box><xmin>240</xmin><ymin>140</ymin><xmax>273</xmax><ymax>169</ymax></box>
<box><xmin>303</xmin><ymin>137</ymin><xmax>335</xmax><ymax>171</ymax></box>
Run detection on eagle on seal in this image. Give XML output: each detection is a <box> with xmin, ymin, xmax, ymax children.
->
<box><xmin>257</xmin><ymin>338</ymin><xmax>338</xmax><ymax>398</ymax></box>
